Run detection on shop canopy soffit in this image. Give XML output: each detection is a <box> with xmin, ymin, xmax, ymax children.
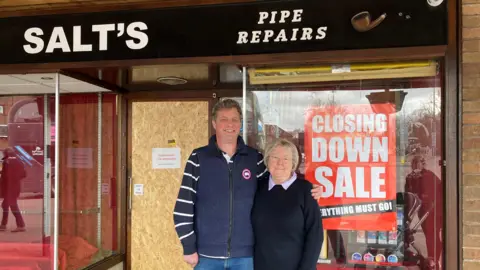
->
<box><xmin>0</xmin><ymin>0</ymin><xmax>252</xmax><ymax>17</ymax></box>
<box><xmin>0</xmin><ymin>73</ymin><xmax>110</xmax><ymax>94</ymax></box>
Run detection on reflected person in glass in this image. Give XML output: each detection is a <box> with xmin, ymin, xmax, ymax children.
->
<box><xmin>405</xmin><ymin>155</ymin><xmax>443</xmax><ymax>268</ymax></box>
<box><xmin>0</xmin><ymin>148</ymin><xmax>26</xmax><ymax>232</ymax></box>
<box><xmin>252</xmin><ymin>139</ymin><xmax>323</xmax><ymax>270</ymax></box>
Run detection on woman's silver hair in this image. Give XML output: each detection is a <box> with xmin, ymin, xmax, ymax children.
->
<box><xmin>264</xmin><ymin>138</ymin><xmax>300</xmax><ymax>171</ymax></box>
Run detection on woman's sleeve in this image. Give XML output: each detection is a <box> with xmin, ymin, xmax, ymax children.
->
<box><xmin>299</xmin><ymin>184</ymin><xmax>324</xmax><ymax>270</ymax></box>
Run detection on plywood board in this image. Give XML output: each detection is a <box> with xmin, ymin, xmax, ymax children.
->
<box><xmin>131</xmin><ymin>64</ymin><xmax>209</xmax><ymax>82</ymax></box>
<box><xmin>130</xmin><ymin>100</ymin><xmax>209</xmax><ymax>270</ymax></box>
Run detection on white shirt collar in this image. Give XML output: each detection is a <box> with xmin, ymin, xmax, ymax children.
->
<box><xmin>222</xmin><ymin>152</ymin><xmax>233</xmax><ymax>163</ymax></box>
<box><xmin>268</xmin><ymin>172</ymin><xmax>297</xmax><ymax>191</ymax></box>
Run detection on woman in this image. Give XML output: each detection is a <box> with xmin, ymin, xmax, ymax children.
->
<box><xmin>252</xmin><ymin>138</ymin><xmax>323</xmax><ymax>270</ymax></box>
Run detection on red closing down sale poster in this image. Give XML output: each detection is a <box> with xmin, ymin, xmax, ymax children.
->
<box><xmin>304</xmin><ymin>104</ymin><xmax>397</xmax><ymax>231</ymax></box>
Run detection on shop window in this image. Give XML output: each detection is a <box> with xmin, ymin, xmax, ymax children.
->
<box><xmin>0</xmin><ymin>93</ymin><xmax>120</xmax><ymax>269</ymax></box>
<box><xmin>12</xmin><ymin>102</ymin><xmax>42</xmax><ymax>123</ymax></box>
<box><xmin>0</xmin><ymin>125</ymin><xmax>7</xmax><ymax>138</ymax></box>
<box><xmin>0</xmin><ymin>95</ymin><xmax>55</xmax><ymax>270</ymax></box>
<box><xmin>221</xmin><ymin>93</ymin><xmax>266</xmax><ymax>151</ymax></box>
<box><xmin>219</xmin><ymin>64</ymin><xmax>243</xmax><ymax>83</ymax></box>
<box><xmin>245</xmin><ymin>62</ymin><xmax>444</xmax><ymax>269</ymax></box>
<box><xmin>55</xmin><ymin>93</ymin><xmax>120</xmax><ymax>269</ymax></box>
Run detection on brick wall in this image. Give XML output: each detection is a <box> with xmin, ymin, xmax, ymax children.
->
<box><xmin>463</xmin><ymin>1</ymin><xmax>480</xmax><ymax>269</ymax></box>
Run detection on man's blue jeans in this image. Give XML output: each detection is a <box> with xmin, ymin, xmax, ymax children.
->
<box><xmin>194</xmin><ymin>256</ymin><xmax>254</xmax><ymax>270</ymax></box>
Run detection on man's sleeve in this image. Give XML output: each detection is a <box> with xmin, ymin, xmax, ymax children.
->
<box><xmin>299</xmin><ymin>184</ymin><xmax>323</xmax><ymax>270</ymax></box>
<box><xmin>256</xmin><ymin>151</ymin><xmax>268</xmax><ymax>180</ymax></box>
<box><xmin>173</xmin><ymin>151</ymin><xmax>200</xmax><ymax>255</ymax></box>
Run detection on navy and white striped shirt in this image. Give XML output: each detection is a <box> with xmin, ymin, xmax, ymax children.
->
<box><xmin>173</xmin><ymin>135</ymin><xmax>267</xmax><ymax>258</ymax></box>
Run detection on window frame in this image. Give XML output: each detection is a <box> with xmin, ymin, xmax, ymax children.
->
<box><xmin>241</xmin><ymin>66</ymin><xmax>447</xmax><ymax>269</ymax></box>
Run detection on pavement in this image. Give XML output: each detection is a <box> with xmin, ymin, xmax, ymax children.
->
<box><xmin>0</xmin><ymin>197</ymin><xmax>53</xmax><ymax>244</ymax></box>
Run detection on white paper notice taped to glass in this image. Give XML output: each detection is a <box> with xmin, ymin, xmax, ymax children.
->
<box><xmin>67</xmin><ymin>148</ymin><xmax>93</xmax><ymax>168</ymax></box>
<box><xmin>134</xmin><ymin>184</ymin><xmax>144</xmax><ymax>196</ymax></box>
<box><xmin>152</xmin><ymin>147</ymin><xmax>181</xmax><ymax>169</ymax></box>
<box><xmin>101</xmin><ymin>183</ymin><xmax>110</xmax><ymax>195</ymax></box>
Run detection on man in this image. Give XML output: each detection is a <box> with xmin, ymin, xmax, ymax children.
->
<box><xmin>173</xmin><ymin>99</ymin><xmax>322</xmax><ymax>269</ymax></box>
<box><xmin>0</xmin><ymin>148</ymin><xmax>26</xmax><ymax>232</ymax></box>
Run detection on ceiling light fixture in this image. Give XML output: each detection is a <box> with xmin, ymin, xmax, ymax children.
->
<box><xmin>41</xmin><ymin>76</ymin><xmax>54</xmax><ymax>80</ymax></box>
<box><xmin>156</xmin><ymin>76</ymin><xmax>188</xmax><ymax>85</ymax></box>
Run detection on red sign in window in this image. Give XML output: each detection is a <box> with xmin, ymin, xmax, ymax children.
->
<box><xmin>304</xmin><ymin>104</ymin><xmax>397</xmax><ymax>231</ymax></box>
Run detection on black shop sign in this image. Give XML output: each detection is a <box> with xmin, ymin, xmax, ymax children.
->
<box><xmin>0</xmin><ymin>0</ymin><xmax>447</xmax><ymax>65</ymax></box>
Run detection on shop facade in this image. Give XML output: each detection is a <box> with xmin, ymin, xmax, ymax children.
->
<box><xmin>0</xmin><ymin>0</ymin><xmax>460</xmax><ymax>269</ymax></box>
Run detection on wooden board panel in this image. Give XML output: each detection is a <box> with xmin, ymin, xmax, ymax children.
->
<box><xmin>131</xmin><ymin>64</ymin><xmax>210</xmax><ymax>83</ymax></box>
<box><xmin>130</xmin><ymin>101</ymin><xmax>209</xmax><ymax>270</ymax></box>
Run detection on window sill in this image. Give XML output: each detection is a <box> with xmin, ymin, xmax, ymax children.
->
<box><xmin>84</xmin><ymin>253</ymin><xmax>125</xmax><ymax>270</ymax></box>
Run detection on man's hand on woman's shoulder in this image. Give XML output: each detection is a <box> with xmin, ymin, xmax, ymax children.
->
<box><xmin>311</xmin><ymin>184</ymin><xmax>322</xmax><ymax>200</ymax></box>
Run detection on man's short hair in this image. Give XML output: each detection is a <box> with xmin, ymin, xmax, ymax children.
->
<box><xmin>212</xmin><ymin>99</ymin><xmax>242</xmax><ymax>120</ymax></box>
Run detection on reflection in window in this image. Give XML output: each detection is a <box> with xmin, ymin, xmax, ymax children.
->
<box><xmin>13</xmin><ymin>102</ymin><xmax>42</xmax><ymax>123</ymax></box>
<box><xmin>0</xmin><ymin>93</ymin><xmax>120</xmax><ymax>269</ymax></box>
<box><xmin>246</xmin><ymin>78</ymin><xmax>443</xmax><ymax>269</ymax></box>
<box><xmin>57</xmin><ymin>94</ymin><xmax>119</xmax><ymax>269</ymax></box>
<box><xmin>0</xmin><ymin>95</ymin><xmax>54</xmax><ymax>270</ymax></box>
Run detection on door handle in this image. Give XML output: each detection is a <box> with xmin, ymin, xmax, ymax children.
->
<box><xmin>128</xmin><ymin>176</ymin><xmax>133</xmax><ymax>212</ymax></box>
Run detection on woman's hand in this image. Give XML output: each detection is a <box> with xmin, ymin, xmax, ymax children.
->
<box><xmin>311</xmin><ymin>184</ymin><xmax>322</xmax><ymax>200</ymax></box>
<box><xmin>183</xmin><ymin>252</ymin><xmax>199</xmax><ymax>268</ymax></box>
